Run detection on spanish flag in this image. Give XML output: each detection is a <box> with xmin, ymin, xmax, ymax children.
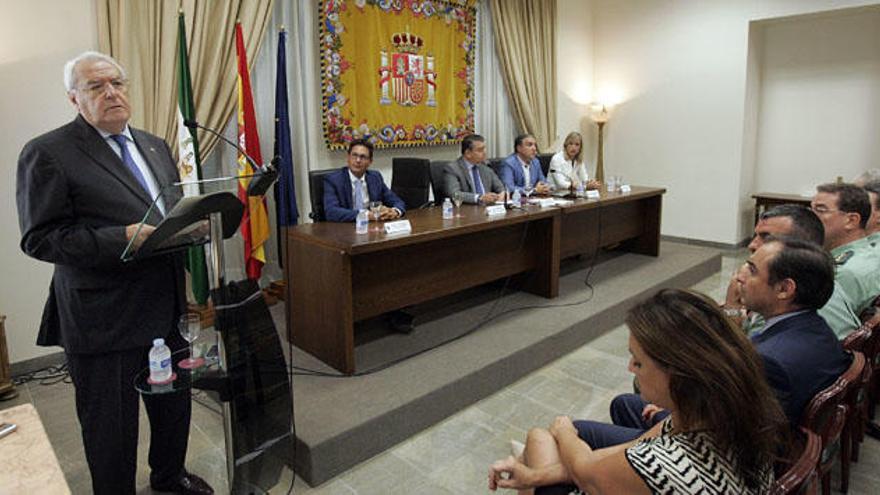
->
<box><xmin>235</xmin><ymin>22</ymin><xmax>269</xmax><ymax>280</ymax></box>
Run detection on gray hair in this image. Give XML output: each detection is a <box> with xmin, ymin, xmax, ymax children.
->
<box><xmin>63</xmin><ymin>51</ymin><xmax>126</xmax><ymax>92</ymax></box>
<box><xmin>853</xmin><ymin>169</ymin><xmax>880</xmax><ymax>187</ymax></box>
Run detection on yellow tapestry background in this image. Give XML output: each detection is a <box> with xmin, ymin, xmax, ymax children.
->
<box><xmin>320</xmin><ymin>1</ymin><xmax>476</xmax><ymax>149</ymax></box>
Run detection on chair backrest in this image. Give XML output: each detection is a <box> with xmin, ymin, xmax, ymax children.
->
<box><xmin>842</xmin><ymin>325</ymin><xmax>871</xmax><ymax>353</ymax></box>
<box><xmin>537</xmin><ymin>153</ymin><xmax>553</xmax><ymax>177</ymax></box>
<box><xmin>308</xmin><ymin>169</ymin><xmax>337</xmax><ymax>222</ymax></box>
<box><xmin>771</xmin><ymin>427</ymin><xmax>822</xmax><ymax>495</ymax></box>
<box><xmin>391</xmin><ymin>157</ymin><xmax>431</xmax><ymax>210</ymax></box>
<box><xmin>487</xmin><ymin>158</ymin><xmax>504</xmax><ymax>177</ymax></box>
<box><xmin>429</xmin><ymin>160</ymin><xmax>449</xmax><ymax>203</ymax></box>
<box><xmin>800</xmin><ymin>352</ymin><xmax>865</xmax><ymax>447</ymax></box>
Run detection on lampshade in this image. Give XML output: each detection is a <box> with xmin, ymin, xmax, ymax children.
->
<box><xmin>588</xmin><ymin>102</ymin><xmax>612</xmax><ymax>123</ymax></box>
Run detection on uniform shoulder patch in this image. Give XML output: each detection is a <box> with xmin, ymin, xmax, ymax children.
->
<box><xmin>835</xmin><ymin>250</ymin><xmax>854</xmax><ymax>265</ymax></box>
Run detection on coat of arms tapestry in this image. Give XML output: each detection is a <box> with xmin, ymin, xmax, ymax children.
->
<box><xmin>320</xmin><ymin>0</ymin><xmax>476</xmax><ymax>149</ymax></box>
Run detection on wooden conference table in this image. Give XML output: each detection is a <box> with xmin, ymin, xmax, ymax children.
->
<box><xmin>286</xmin><ymin>186</ymin><xmax>665</xmax><ymax>373</ymax></box>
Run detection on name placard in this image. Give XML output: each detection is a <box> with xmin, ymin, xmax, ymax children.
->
<box><xmin>586</xmin><ymin>190</ymin><xmax>601</xmax><ymax>199</ymax></box>
<box><xmin>485</xmin><ymin>205</ymin><xmax>507</xmax><ymax>216</ymax></box>
<box><xmin>534</xmin><ymin>198</ymin><xmax>557</xmax><ymax>208</ymax></box>
<box><xmin>620</xmin><ymin>184</ymin><xmax>632</xmax><ymax>193</ymax></box>
<box><xmin>383</xmin><ymin>220</ymin><xmax>412</xmax><ymax>235</ymax></box>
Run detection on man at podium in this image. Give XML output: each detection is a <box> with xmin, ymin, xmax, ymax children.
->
<box><xmin>15</xmin><ymin>51</ymin><xmax>212</xmax><ymax>495</ymax></box>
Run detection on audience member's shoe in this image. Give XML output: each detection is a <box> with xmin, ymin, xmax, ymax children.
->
<box><xmin>510</xmin><ymin>439</ymin><xmax>525</xmax><ymax>458</ymax></box>
<box><xmin>389</xmin><ymin>310</ymin><xmax>415</xmax><ymax>334</ymax></box>
<box><xmin>151</xmin><ymin>471</ymin><xmax>214</xmax><ymax>494</ymax></box>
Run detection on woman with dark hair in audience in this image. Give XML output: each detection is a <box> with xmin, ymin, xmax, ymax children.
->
<box><xmin>488</xmin><ymin>289</ymin><xmax>788</xmax><ymax>494</ymax></box>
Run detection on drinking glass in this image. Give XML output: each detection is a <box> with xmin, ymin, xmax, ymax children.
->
<box><xmin>369</xmin><ymin>201</ymin><xmax>382</xmax><ymax>231</ymax></box>
<box><xmin>523</xmin><ymin>185</ymin><xmax>534</xmax><ymax>201</ymax></box>
<box><xmin>452</xmin><ymin>191</ymin><xmax>463</xmax><ymax>216</ymax></box>
<box><xmin>177</xmin><ymin>313</ymin><xmax>204</xmax><ymax>369</ymax></box>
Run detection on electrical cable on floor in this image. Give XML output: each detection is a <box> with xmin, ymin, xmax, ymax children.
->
<box><xmin>290</xmin><ymin>206</ymin><xmax>609</xmax><ymax>379</ymax></box>
<box><xmin>12</xmin><ymin>362</ymin><xmax>71</xmax><ymax>386</ymax></box>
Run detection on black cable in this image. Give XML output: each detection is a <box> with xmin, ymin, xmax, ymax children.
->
<box><xmin>12</xmin><ymin>361</ymin><xmax>71</xmax><ymax>386</ymax></box>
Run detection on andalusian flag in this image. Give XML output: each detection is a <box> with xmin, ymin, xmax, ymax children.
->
<box><xmin>176</xmin><ymin>12</ymin><xmax>209</xmax><ymax>304</ymax></box>
<box><xmin>235</xmin><ymin>22</ymin><xmax>269</xmax><ymax>280</ymax></box>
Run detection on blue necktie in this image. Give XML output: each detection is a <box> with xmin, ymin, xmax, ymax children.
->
<box><xmin>110</xmin><ymin>134</ymin><xmax>150</xmax><ymax>194</ymax></box>
<box><xmin>471</xmin><ymin>166</ymin><xmax>485</xmax><ymax>195</ymax></box>
<box><xmin>353</xmin><ymin>179</ymin><xmax>365</xmax><ymax>210</ymax></box>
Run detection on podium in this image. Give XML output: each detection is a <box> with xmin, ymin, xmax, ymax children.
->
<box><xmin>123</xmin><ymin>174</ymin><xmax>292</xmax><ymax>494</ymax></box>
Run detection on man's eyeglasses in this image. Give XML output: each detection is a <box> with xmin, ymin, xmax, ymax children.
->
<box><xmin>79</xmin><ymin>78</ymin><xmax>128</xmax><ymax>96</ymax></box>
<box><xmin>350</xmin><ymin>153</ymin><xmax>371</xmax><ymax>162</ymax></box>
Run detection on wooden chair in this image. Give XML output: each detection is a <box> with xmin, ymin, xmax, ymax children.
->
<box><xmin>771</xmin><ymin>427</ymin><xmax>822</xmax><ymax>495</ymax></box>
<box><xmin>799</xmin><ymin>351</ymin><xmax>864</xmax><ymax>495</ymax></box>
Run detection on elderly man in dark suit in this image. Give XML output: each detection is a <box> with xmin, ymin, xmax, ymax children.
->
<box><xmin>16</xmin><ymin>52</ymin><xmax>211</xmax><ymax>495</ymax></box>
<box><xmin>443</xmin><ymin>134</ymin><xmax>505</xmax><ymax>204</ymax></box>
<box><xmin>323</xmin><ymin>138</ymin><xmax>405</xmax><ymax>222</ymax></box>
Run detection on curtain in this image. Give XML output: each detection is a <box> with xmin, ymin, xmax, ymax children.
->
<box><xmin>488</xmin><ymin>0</ymin><xmax>557</xmax><ymax>152</ymax></box>
<box><xmin>475</xmin><ymin>0</ymin><xmax>517</xmax><ymax>158</ymax></box>
<box><xmin>96</xmin><ymin>0</ymin><xmax>273</xmax><ymax>160</ymax></box>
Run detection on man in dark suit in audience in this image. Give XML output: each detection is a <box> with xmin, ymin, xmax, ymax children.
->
<box><xmin>573</xmin><ymin>237</ymin><xmax>850</xmax><ymax>449</ymax></box>
<box><xmin>498</xmin><ymin>133</ymin><xmax>551</xmax><ymax>195</ymax></box>
<box><xmin>323</xmin><ymin>138</ymin><xmax>405</xmax><ymax>222</ymax></box>
<box><xmin>16</xmin><ymin>51</ymin><xmax>211</xmax><ymax>494</ymax></box>
<box><xmin>443</xmin><ymin>134</ymin><xmax>505</xmax><ymax>204</ymax></box>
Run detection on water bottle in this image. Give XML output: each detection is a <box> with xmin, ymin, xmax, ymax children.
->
<box><xmin>511</xmin><ymin>189</ymin><xmax>521</xmax><ymax>207</ymax></box>
<box><xmin>356</xmin><ymin>209</ymin><xmax>369</xmax><ymax>234</ymax></box>
<box><xmin>148</xmin><ymin>338</ymin><xmax>172</xmax><ymax>383</ymax></box>
<box><xmin>442</xmin><ymin>197</ymin><xmax>454</xmax><ymax>219</ymax></box>
<box><xmin>575</xmin><ymin>180</ymin><xmax>585</xmax><ymax>198</ymax></box>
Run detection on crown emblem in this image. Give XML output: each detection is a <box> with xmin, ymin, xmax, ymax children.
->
<box><xmin>391</xmin><ymin>29</ymin><xmax>423</xmax><ymax>54</ymax></box>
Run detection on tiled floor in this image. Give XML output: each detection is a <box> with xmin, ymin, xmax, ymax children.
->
<box><xmin>4</xmin><ymin>248</ymin><xmax>880</xmax><ymax>494</ymax></box>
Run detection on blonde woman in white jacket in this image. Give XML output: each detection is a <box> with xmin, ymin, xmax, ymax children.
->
<box><xmin>548</xmin><ymin>132</ymin><xmax>601</xmax><ymax>192</ymax></box>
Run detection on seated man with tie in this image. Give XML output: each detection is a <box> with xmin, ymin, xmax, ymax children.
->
<box><xmin>443</xmin><ymin>134</ymin><xmax>505</xmax><ymax>204</ymax></box>
<box><xmin>323</xmin><ymin>139</ymin><xmax>406</xmax><ymax>222</ymax></box>
<box><xmin>498</xmin><ymin>133</ymin><xmax>551</xmax><ymax>195</ymax></box>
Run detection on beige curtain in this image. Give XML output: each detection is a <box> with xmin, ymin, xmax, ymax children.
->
<box><xmin>488</xmin><ymin>0</ymin><xmax>557</xmax><ymax>152</ymax></box>
<box><xmin>97</xmin><ymin>0</ymin><xmax>273</xmax><ymax>160</ymax></box>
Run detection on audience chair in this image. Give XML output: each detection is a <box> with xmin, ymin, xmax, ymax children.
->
<box><xmin>428</xmin><ymin>160</ymin><xmax>449</xmax><ymax>203</ymax></box>
<box><xmin>307</xmin><ymin>169</ymin><xmax>337</xmax><ymax>222</ymax></box>
<box><xmin>537</xmin><ymin>152</ymin><xmax>553</xmax><ymax>177</ymax></box>
<box><xmin>391</xmin><ymin>157</ymin><xmax>431</xmax><ymax>210</ymax></box>
<box><xmin>799</xmin><ymin>351</ymin><xmax>864</xmax><ymax>495</ymax></box>
<box><xmin>771</xmin><ymin>427</ymin><xmax>822</xmax><ymax>495</ymax></box>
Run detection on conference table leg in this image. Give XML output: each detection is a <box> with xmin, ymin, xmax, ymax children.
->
<box><xmin>288</xmin><ymin>237</ymin><xmax>356</xmax><ymax>374</ymax></box>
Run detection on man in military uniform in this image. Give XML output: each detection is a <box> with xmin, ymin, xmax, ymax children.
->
<box><xmin>811</xmin><ymin>183</ymin><xmax>880</xmax><ymax>319</ymax></box>
<box><xmin>859</xmin><ymin>181</ymin><xmax>880</xmax><ymax>246</ymax></box>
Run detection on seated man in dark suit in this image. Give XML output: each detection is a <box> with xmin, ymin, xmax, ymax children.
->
<box><xmin>498</xmin><ymin>133</ymin><xmax>551</xmax><ymax>195</ymax></box>
<box><xmin>323</xmin><ymin>139</ymin><xmax>405</xmax><ymax>222</ymax></box>
<box><xmin>574</xmin><ymin>237</ymin><xmax>850</xmax><ymax>450</ymax></box>
<box><xmin>443</xmin><ymin>134</ymin><xmax>505</xmax><ymax>204</ymax></box>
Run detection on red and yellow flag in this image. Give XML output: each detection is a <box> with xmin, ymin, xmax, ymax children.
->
<box><xmin>235</xmin><ymin>22</ymin><xmax>269</xmax><ymax>280</ymax></box>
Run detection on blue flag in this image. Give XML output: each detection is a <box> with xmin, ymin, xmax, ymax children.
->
<box><xmin>274</xmin><ymin>29</ymin><xmax>298</xmax><ymax>226</ymax></box>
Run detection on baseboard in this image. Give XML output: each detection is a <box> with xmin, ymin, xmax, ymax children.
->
<box><xmin>10</xmin><ymin>351</ymin><xmax>66</xmax><ymax>377</ymax></box>
<box><xmin>660</xmin><ymin>234</ymin><xmax>750</xmax><ymax>250</ymax></box>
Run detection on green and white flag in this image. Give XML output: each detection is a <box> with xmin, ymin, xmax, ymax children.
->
<box><xmin>177</xmin><ymin>12</ymin><xmax>208</xmax><ymax>305</ymax></box>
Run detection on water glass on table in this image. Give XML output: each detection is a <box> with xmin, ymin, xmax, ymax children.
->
<box><xmin>452</xmin><ymin>191</ymin><xmax>464</xmax><ymax>216</ymax></box>
<box><xmin>177</xmin><ymin>313</ymin><xmax>204</xmax><ymax>369</ymax></box>
<box><xmin>369</xmin><ymin>201</ymin><xmax>383</xmax><ymax>231</ymax></box>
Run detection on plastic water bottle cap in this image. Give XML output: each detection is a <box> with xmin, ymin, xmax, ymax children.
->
<box><xmin>153</xmin><ymin>338</ymin><xmax>164</xmax><ymax>346</ymax></box>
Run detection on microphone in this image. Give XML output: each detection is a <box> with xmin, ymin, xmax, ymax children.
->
<box><xmin>183</xmin><ymin>119</ymin><xmax>277</xmax><ymax>197</ymax></box>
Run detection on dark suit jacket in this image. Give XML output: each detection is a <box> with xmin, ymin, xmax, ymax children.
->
<box><xmin>752</xmin><ymin>310</ymin><xmax>851</xmax><ymax>425</ymax></box>
<box><xmin>323</xmin><ymin>167</ymin><xmax>406</xmax><ymax>222</ymax></box>
<box><xmin>16</xmin><ymin>115</ymin><xmax>185</xmax><ymax>354</ymax></box>
<box><xmin>442</xmin><ymin>157</ymin><xmax>505</xmax><ymax>204</ymax></box>
<box><xmin>499</xmin><ymin>153</ymin><xmax>547</xmax><ymax>193</ymax></box>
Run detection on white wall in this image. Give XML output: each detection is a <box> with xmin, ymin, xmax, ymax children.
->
<box><xmin>0</xmin><ymin>0</ymin><xmax>98</xmax><ymax>363</ymax></box>
<box><xmin>753</xmin><ymin>7</ymin><xmax>880</xmax><ymax>197</ymax></box>
<box><xmin>586</xmin><ymin>0</ymin><xmax>879</xmax><ymax>244</ymax></box>
<box><xmin>555</xmin><ymin>0</ymin><xmax>595</xmax><ymax>165</ymax></box>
